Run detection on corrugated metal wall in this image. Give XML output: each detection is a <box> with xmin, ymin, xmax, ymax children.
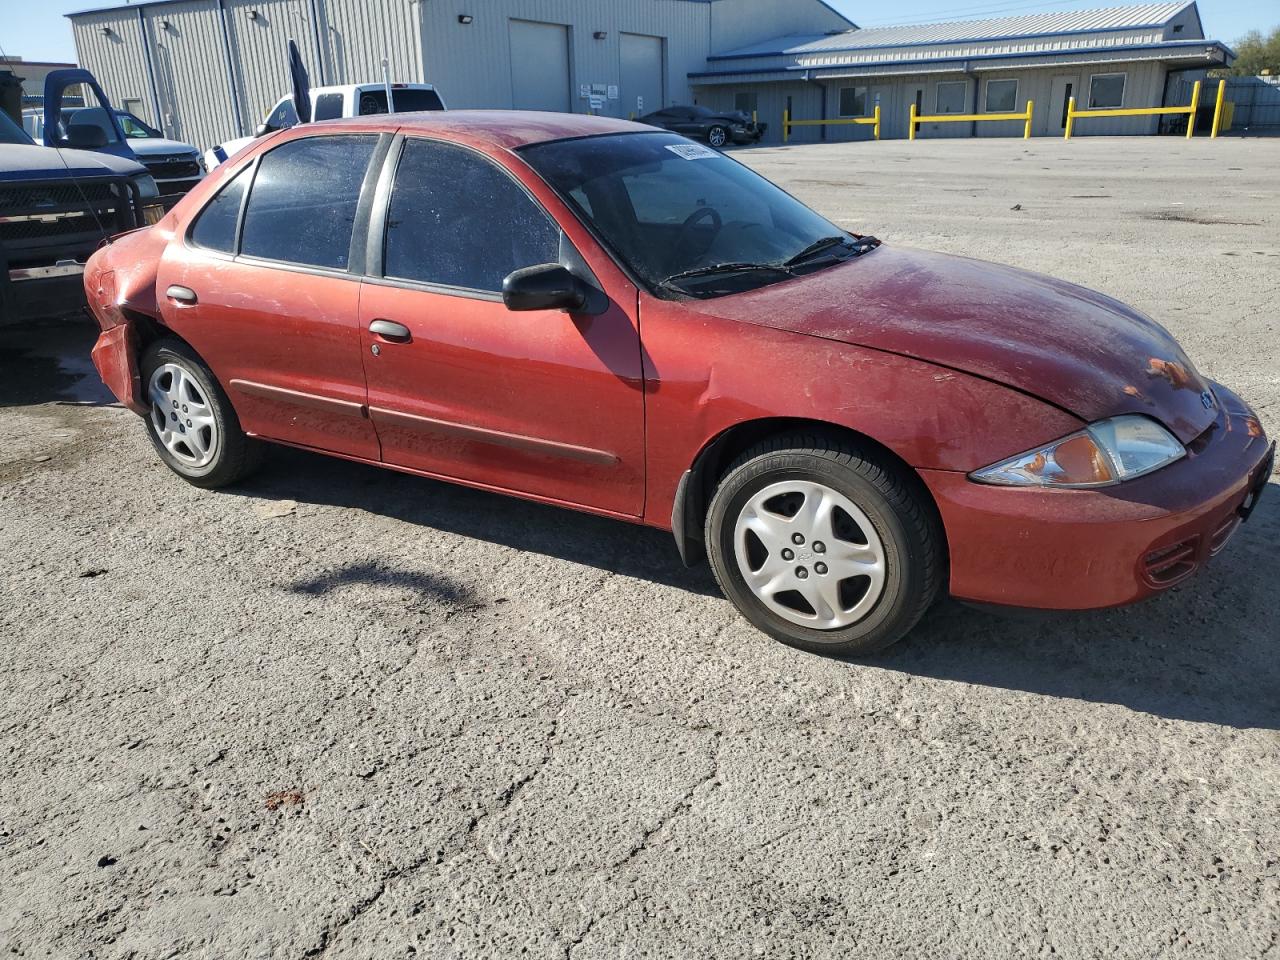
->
<box><xmin>418</xmin><ymin>0</ymin><xmax>712</xmax><ymax>115</ymax></box>
<box><xmin>317</xmin><ymin>0</ymin><xmax>421</xmax><ymax>87</ymax></box>
<box><xmin>143</xmin><ymin>1</ymin><xmax>241</xmax><ymax>150</ymax></box>
<box><xmin>223</xmin><ymin>0</ymin><xmax>322</xmax><ymax>134</ymax></box>
<box><xmin>71</xmin><ymin>10</ymin><xmax>157</xmax><ymax>127</ymax></box>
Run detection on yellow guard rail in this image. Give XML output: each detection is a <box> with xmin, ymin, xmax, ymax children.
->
<box><xmin>1066</xmin><ymin>79</ymin><xmax>1201</xmax><ymax>139</ymax></box>
<box><xmin>783</xmin><ymin>105</ymin><xmax>881</xmax><ymax>143</ymax></box>
<box><xmin>909</xmin><ymin>100</ymin><xmax>1033</xmax><ymax>140</ymax></box>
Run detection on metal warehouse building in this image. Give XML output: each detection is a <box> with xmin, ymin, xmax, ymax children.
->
<box><xmin>66</xmin><ymin>0</ymin><xmax>1231</xmax><ymax>149</ymax></box>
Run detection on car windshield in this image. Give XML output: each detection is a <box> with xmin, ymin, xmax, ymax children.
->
<box><xmin>117</xmin><ymin>111</ymin><xmax>162</xmax><ymax>138</ymax></box>
<box><xmin>0</xmin><ymin>109</ymin><xmax>34</xmax><ymax>145</ymax></box>
<box><xmin>520</xmin><ymin>132</ymin><xmax>859</xmax><ymax>298</ymax></box>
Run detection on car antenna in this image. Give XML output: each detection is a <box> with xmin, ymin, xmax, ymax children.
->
<box><xmin>0</xmin><ymin>37</ymin><xmax>115</xmax><ymax>246</ymax></box>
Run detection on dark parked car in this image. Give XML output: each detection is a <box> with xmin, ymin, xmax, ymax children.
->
<box><xmin>639</xmin><ymin>105</ymin><xmax>766</xmax><ymax>148</ymax></box>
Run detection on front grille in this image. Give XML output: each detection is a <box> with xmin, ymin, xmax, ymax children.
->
<box><xmin>143</xmin><ymin>158</ymin><xmax>201</xmax><ymax>179</ymax></box>
<box><xmin>0</xmin><ymin>177</ymin><xmax>139</xmax><ymax>267</ymax></box>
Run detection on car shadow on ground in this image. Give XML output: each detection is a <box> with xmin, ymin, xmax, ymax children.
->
<box><xmin>236</xmin><ymin>444</ymin><xmax>1279</xmax><ymax>731</ymax></box>
<box><xmin>0</xmin><ymin>316</ymin><xmax>116</xmax><ymax>408</ymax></box>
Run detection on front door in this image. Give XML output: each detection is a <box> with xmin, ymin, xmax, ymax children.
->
<box><xmin>158</xmin><ymin>134</ymin><xmax>383</xmax><ymax>460</ymax></box>
<box><xmin>1047</xmin><ymin>75</ymin><xmax>1078</xmax><ymax>136</ymax></box>
<box><xmin>358</xmin><ymin>137</ymin><xmax>646</xmax><ymax>517</ymax></box>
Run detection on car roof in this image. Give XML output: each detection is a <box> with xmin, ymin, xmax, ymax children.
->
<box><xmin>309</xmin><ymin>110</ymin><xmax>650</xmax><ymax>150</ymax></box>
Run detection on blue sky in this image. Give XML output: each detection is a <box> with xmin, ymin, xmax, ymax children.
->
<box><xmin>2</xmin><ymin>0</ymin><xmax>1277</xmax><ymax>64</ymax></box>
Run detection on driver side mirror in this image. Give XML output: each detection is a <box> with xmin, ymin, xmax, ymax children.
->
<box><xmin>254</xmin><ymin>122</ymin><xmax>274</xmax><ymax>137</ymax></box>
<box><xmin>65</xmin><ymin>123</ymin><xmax>108</xmax><ymax>149</ymax></box>
<box><xmin>502</xmin><ymin>263</ymin><xmax>587</xmax><ymax>313</ymax></box>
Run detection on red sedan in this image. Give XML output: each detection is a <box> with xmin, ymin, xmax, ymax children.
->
<box><xmin>85</xmin><ymin>112</ymin><xmax>1273</xmax><ymax>656</ymax></box>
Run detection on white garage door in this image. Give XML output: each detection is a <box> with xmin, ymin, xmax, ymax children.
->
<box><xmin>509</xmin><ymin>20</ymin><xmax>571</xmax><ymax>113</ymax></box>
<box><xmin>620</xmin><ymin>33</ymin><xmax>664</xmax><ymax>118</ymax></box>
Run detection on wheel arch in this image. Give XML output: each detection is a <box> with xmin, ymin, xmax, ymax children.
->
<box><xmin>671</xmin><ymin>417</ymin><xmax>946</xmax><ymax>568</ymax></box>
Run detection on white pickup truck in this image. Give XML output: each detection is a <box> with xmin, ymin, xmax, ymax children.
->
<box><xmin>205</xmin><ymin>82</ymin><xmax>446</xmax><ymax>168</ymax></box>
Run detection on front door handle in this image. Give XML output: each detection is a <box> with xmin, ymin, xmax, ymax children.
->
<box><xmin>166</xmin><ymin>284</ymin><xmax>197</xmax><ymax>305</ymax></box>
<box><xmin>368</xmin><ymin>319</ymin><xmax>411</xmax><ymax>343</ymax></box>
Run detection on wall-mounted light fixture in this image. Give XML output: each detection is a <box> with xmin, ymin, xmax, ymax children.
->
<box><xmin>99</xmin><ymin>26</ymin><xmax>113</xmax><ymax>36</ymax></box>
<box><xmin>247</xmin><ymin>9</ymin><xmax>259</xmax><ymax>20</ymax></box>
<box><xmin>457</xmin><ymin>14</ymin><xmax>473</xmax><ymax>24</ymax></box>
<box><xmin>593</xmin><ymin>31</ymin><xmax>607</xmax><ymax>40</ymax></box>
<box><xmin>159</xmin><ymin>20</ymin><xmax>171</xmax><ymax>30</ymax></box>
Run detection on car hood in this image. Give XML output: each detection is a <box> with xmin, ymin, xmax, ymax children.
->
<box><xmin>695</xmin><ymin>245</ymin><xmax>1217</xmax><ymax>444</ymax></box>
<box><xmin>0</xmin><ymin>143</ymin><xmax>147</xmax><ymax>179</ymax></box>
<box><xmin>128</xmin><ymin>138</ymin><xmax>199</xmax><ymax>157</ymax></box>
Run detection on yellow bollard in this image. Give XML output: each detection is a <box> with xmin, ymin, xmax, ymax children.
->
<box><xmin>872</xmin><ymin>104</ymin><xmax>881</xmax><ymax>141</ymax></box>
<box><xmin>1186</xmin><ymin>79</ymin><xmax>1201</xmax><ymax>138</ymax></box>
<box><xmin>783</xmin><ymin>108</ymin><xmax>790</xmax><ymax>144</ymax></box>
<box><xmin>1064</xmin><ymin>96</ymin><xmax>1075</xmax><ymax>140</ymax></box>
<box><xmin>752</xmin><ymin>110</ymin><xmax>758</xmax><ymax>126</ymax></box>
<box><xmin>1024</xmin><ymin>99</ymin><xmax>1033</xmax><ymax>139</ymax></box>
<box><xmin>908</xmin><ymin>102</ymin><xmax>917</xmax><ymax>141</ymax></box>
<box><xmin>1211</xmin><ymin>78</ymin><xmax>1226</xmax><ymax>138</ymax></box>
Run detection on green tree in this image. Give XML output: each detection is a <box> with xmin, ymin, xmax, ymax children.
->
<box><xmin>1231</xmin><ymin>26</ymin><xmax>1280</xmax><ymax>76</ymax></box>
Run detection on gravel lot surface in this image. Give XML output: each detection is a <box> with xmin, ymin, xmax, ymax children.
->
<box><xmin>1</xmin><ymin>137</ymin><xmax>1277</xmax><ymax>959</ymax></box>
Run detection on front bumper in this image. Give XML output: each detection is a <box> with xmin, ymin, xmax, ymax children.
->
<box><xmin>0</xmin><ymin>261</ymin><xmax>89</xmax><ymax>322</ymax></box>
<box><xmin>921</xmin><ymin>383</ymin><xmax>1273</xmax><ymax>610</ymax></box>
<box><xmin>731</xmin><ymin>124</ymin><xmax>767</xmax><ymax>144</ymax></box>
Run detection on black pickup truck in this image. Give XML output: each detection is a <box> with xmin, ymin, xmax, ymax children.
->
<box><xmin>1</xmin><ymin>107</ymin><xmax>164</xmax><ymax>323</ymax></box>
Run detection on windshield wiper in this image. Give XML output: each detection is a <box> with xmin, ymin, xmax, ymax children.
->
<box><xmin>783</xmin><ymin>234</ymin><xmax>880</xmax><ymax>268</ymax></box>
<box><xmin>658</xmin><ymin>262</ymin><xmax>795</xmax><ymax>290</ymax></box>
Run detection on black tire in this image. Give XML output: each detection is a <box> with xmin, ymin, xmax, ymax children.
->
<box><xmin>139</xmin><ymin>338</ymin><xmax>262</xmax><ymax>488</ymax></box>
<box><xmin>707</xmin><ymin>125</ymin><xmax>729</xmax><ymax>149</ymax></box>
<box><xmin>705</xmin><ymin>434</ymin><xmax>945</xmax><ymax>657</ymax></box>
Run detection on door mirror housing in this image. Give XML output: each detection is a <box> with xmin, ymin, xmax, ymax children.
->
<box><xmin>254</xmin><ymin>122</ymin><xmax>273</xmax><ymax>137</ymax></box>
<box><xmin>65</xmin><ymin>123</ymin><xmax>108</xmax><ymax>149</ymax></box>
<box><xmin>502</xmin><ymin>263</ymin><xmax>587</xmax><ymax>313</ymax></box>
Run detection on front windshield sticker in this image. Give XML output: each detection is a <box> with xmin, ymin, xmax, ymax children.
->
<box><xmin>664</xmin><ymin>143</ymin><xmax>719</xmax><ymax>161</ymax></box>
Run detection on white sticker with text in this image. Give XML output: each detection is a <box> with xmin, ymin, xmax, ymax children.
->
<box><xmin>665</xmin><ymin>143</ymin><xmax>719</xmax><ymax>160</ymax></box>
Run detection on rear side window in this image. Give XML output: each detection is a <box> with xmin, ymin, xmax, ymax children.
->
<box><xmin>313</xmin><ymin>93</ymin><xmax>345</xmax><ymax>121</ymax></box>
<box><xmin>240</xmin><ymin>135</ymin><xmax>377</xmax><ymax>270</ymax></box>
<box><xmin>382</xmin><ymin>139</ymin><xmax>560</xmax><ymax>293</ymax></box>
<box><xmin>190</xmin><ymin>166</ymin><xmax>249</xmax><ymax>253</ymax></box>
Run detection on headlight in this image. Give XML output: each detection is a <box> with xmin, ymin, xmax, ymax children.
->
<box><xmin>971</xmin><ymin>415</ymin><xmax>1185</xmax><ymax>488</ymax></box>
<box><xmin>132</xmin><ymin>173</ymin><xmax>160</xmax><ymax>199</ymax></box>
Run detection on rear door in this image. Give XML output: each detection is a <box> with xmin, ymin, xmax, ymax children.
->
<box><xmin>157</xmin><ymin>133</ymin><xmax>386</xmax><ymax>460</ymax></box>
<box><xmin>357</xmin><ymin>136</ymin><xmax>646</xmax><ymax>516</ymax></box>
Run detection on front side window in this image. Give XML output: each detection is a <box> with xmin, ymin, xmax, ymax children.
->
<box><xmin>1089</xmin><ymin>73</ymin><xmax>1126</xmax><ymax>109</ymax></box>
<box><xmin>240</xmin><ymin>135</ymin><xmax>378</xmax><ymax>270</ymax></box>
<box><xmin>985</xmin><ymin>79</ymin><xmax>1018</xmax><ymax>113</ymax></box>
<box><xmin>521</xmin><ymin>132</ymin><xmax>852</xmax><ymax>298</ymax></box>
<box><xmin>838</xmin><ymin>86</ymin><xmax>868</xmax><ymax>118</ymax></box>
<box><xmin>118</xmin><ymin>112</ymin><xmax>161</xmax><ymax>138</ymax></box>
<box><xmin>936</xmin><ymin>82</ymin><xmax>967</xmax><ymax>114</ymax></box>
<box><xmin>383</xmin><ymin>138</ymin><xmax>561</xmax><ymax>293</ymax></box>
<box><xmin>190</xmin><ymin>166</ymin><xmax>249</xmax><ymax>254</ymax></box>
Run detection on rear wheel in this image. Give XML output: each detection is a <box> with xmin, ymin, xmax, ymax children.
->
<box><xmin>140</xmin><ymin>339</ymin><xmax>262</xmax><ymax>488</ymax></box>
<box><xmin>705</xmin><ymin>435</ymin><xmax>945</xmax><ymax>656</ymax></box>
<box><xmin>707</xmin><ymin>125</ymin><xmax>729</xmax><ymax>149</ymax></box>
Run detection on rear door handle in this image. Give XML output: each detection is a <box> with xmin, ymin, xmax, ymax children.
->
<box><xmin>166</xmin><ymin>284</ymin><xmax>197</xmax><ymax>305</ymax></box>
<box><xmin>368</xmin><ymin>319</ymin><xmax>411</xmax><ymax>343</ymax></box>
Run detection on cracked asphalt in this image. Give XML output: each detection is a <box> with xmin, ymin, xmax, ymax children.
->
<box><xmin>2</xmin><ymin>137</ymin><xmax>1278</xmax><ymax>958</ymax></box>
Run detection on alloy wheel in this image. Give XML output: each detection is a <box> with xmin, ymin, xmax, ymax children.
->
<box><xmin>709</xmin><ymin>126</ymin><xmax>728</xmax><ymax>148</ymax></box>
<box><xmin>148</xmin><ymin>362</ymin><xmax>219</xmax><ymax>469</ymax></box>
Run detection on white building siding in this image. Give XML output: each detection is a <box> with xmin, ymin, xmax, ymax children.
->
<box><xmin>143</xmin><ymin>1</ymin><xmax>240</xmax><ymax>149</ymax></box>
<box><xmin>316</xmin><ymin>0</ymin><xmax>422</xmax><ymax>87</ymax></box>
<box><xmin>72</xmin><ymin>11</ymin><xmax>157</xmax><ymax>127</ymax></box>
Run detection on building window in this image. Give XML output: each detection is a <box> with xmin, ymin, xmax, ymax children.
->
<box><xmin>936</xmin><ymin>81</ymin><xmax>966</xmax><ymax>114</ymax></box>
<box><xmin>1088</xmin><ymin>73</ymin><xmax>1126</xmax><ymax>109</ymax></box>
<box><xmin>985</xmin><ymin>78</ymin><xmax>1018</xmax><ymax>113</ymax></box>
<box><xmin>734</xmin><ymin>91</ymin><xmax>758</xmax><ymax>115</ymax></box>
<box><xmin>838</xmin><ymin>86</ymin><xmax>868</xmax><ymax>117</ymax></box>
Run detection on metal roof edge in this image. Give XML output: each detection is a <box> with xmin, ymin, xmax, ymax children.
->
<box><xmin>691</xmin><ymin>38</ymin><xmax>1232</xmax><ymax>79</ymax></box>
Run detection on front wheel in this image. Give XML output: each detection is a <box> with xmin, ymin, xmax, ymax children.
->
<box><xmin>140</xmin><ymin>339</ymin><xmax>262</xmax><ymax>488</ymax></box>
<box><xmin>707</xmin><ymin>125</ymin><xmax>729</xmax><ymax>149</ymax></box>
<box><xmin>705</xmin><ymin>435</ymin><xmax>945</xmax><ymax>656</ymax></box>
